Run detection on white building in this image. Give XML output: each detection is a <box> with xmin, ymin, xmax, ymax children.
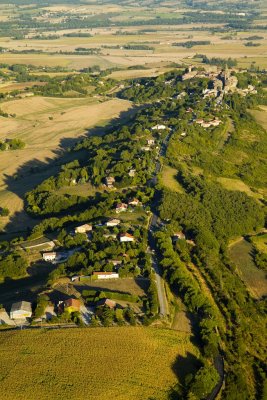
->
<box><xmin>10</xmin><ymin>301</ymin><xmax>32</xmax><ymax>320</ymax></box>
<box><xmin>151</xmin><ymin>124</ymin><xmax>167</xmax><ymax>130</ymax></box>
<box><xmin>128</xmin><ymin>198</ymin><xmax>140</xmax><ymax>206</ymax></box>
<box><xmin>43</xmin><ymin>252</ymin><xmax>57</xmax><ymax>262</ymax></box>
<box><xmin>93</xmin><ymin>272</ymin><xmax>119</xmax><ymax>280</ymax></box>
<box><xmin>128</xmin><ymin>169</ymin><xmax>136</xmax><ymax>177</ymax></box>
<box><xmin>120</xmin><ymin>233</ymin><xmax>135</xmax><ymax>242</ymax></box>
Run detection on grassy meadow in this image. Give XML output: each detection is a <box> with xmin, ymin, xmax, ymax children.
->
<box><xmin>228</xmin><ymin>239</ymin><xmax>267</xmax><ymax>299</ymax></box>
<box><xmin>159</xmin><ymin>165</ymin><xmax>184</xmax><ymax>193</ymax></box>
<box><xmin>0</xmin><ymin>327</ymin><xmax>200</xmax><ymax>400</ymax></box>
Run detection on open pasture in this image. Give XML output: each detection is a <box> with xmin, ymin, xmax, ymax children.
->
<box><xmin>160</xmin><ymin>165</ymin><xmax>184</xmax><ymax>193</ymax></box>
<box><xmin>250</xmin><ymin>106</ymin><xmax>267</xmax><ymax>131</ymax></box>
<box><xmin>217</xmin><ymin>177</ymin><xmax>263</xmax><ymax>200</ymax></box>
<box><xmin>228</xmin><ymin>239</ymin><xmax>267</xmax><ymax>299</ymax></box>
<box><xmin>0</xmin><ymin>327</ymin><xmax>200</xmax><ymax>400</ymax></box>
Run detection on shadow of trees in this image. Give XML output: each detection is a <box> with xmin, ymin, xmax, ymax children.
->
<box><xmin>0</xmin><ymin>261</ymin><xmax>56</xmax><ymax>309</ymax></box>
<box><xmin>168</xmin><ymin>351</ymin><xmax>202</xmax><ymax>399</ymax></box>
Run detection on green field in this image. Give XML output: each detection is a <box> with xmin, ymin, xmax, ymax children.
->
<box><xmin>228</xmin><ymin>239</ymin><xmax>267</xmax><ymax>299</ymax></box>
<box><xmin>0</xmin><ymin>327</ymin><xmax>200</xmax><ymax>400</ymax></box>
<box><xmin>160</xmin><ymin>165</ymin><xmax>184</xmax><ymax>193</ymax></box>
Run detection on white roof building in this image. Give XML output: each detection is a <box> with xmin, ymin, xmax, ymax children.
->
<box><xmin>43</xmin><ymin>252</ymin><xmax>57</xmax><ymax>261</ymax></box>
<box><xmin>93</xmin><ymin>272</ymin><xmax>119</xmax><ymax>280</ymax></box>
<box><xmin>151</xmin><ymin>124</ymin><xmax>167</xmax><ymax>130</ymax></box>
<box><xmin>120</xmin><ymin>233</ymin><xmax>135</xmax><ymax>242</ymax></box>
<box><xmin>106</xmin><ymin>218</ymin><xmax>120</xmax><ymax>227</ymax></box>
<box><xmin>10</xmin><ymin>301</ymin><xmax>32</xmax><ymax>320</ymax></box>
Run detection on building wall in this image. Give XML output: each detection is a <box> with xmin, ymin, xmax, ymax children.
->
<box><xmin>97</xmin><ymin>274</ymin><xmax>119</xmax><ymax>280</ymax></box>
<box><xmin>10</xmin><ymin>310</ymin><xmax>32</xmax><ymax>319</ymax></box>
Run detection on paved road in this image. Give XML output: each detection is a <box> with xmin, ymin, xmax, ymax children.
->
<box><xmin>146</xmin><ymin>131</ymin><xmax>172</xmax><ymax>317</ymax></box>
<box><xmin>207</xmin><ymin>355</ymin><xmax>225</xmax><ymax>400</ymax></box>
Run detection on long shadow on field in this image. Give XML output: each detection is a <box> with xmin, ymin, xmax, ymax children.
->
<box><xmin>0</xmin><ymin>262</ymin><xmax>56</xmax><ymax>309</ymax></box>
<box><xmin>168</xmin><ymin>352</ymin><xmax>202</xmax><ymax>399</ymax></box>
<box><xmin>1</xmin><ymin>103</ymin><xmax>142</xmax><ymax>239</ymax></box>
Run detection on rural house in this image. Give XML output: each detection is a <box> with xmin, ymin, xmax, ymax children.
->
<box><xmin>106</xmin><ymin>176</ymin><xmax>115</xmax><ymax>188</ymax></box>
<box><xmin>10</xmin><ymin>301</ymin><xmax>32</xmax><ymax>320</ymax></box>
<box><xmin>128</xmin><ymin>198</ymin><xmax>140</xmax><ymax>206</ymax></box>
<box><xmin>116</xmin><ymin>203</ymin><xmax>128</xmax><ymax>213</ymax></box>
<box><xmin>128</xmin><ymin>169</ymin><xmax>136</xmax><ymax>177</ymax></box>
<box><xmin>74</xmin><ymin>223</ymin><xmax>92</xmax><ymax>234</ymax></box>
<box><xmin>120</xmin><ymin>233</ymin><xmax>135</xmax><ymax>243</ymax></box>
<box><xmin>64</xmin><ymin>298</ymin><xmax>81</xmax><ymax>313</ymax></box>
<box><xmin>147</xmin><ymin>139</ymin><xmax>155</xmax><ymax>146</ymax></box>
<box><xmin>97</xmin><ymin>298</ymin><xmax>116</xmax><ymax>309</ymax></box>
<box><xmin>43</xmin><ymin>251</ymin><xmax>57</xmax><ymax>262</ymax></box>
<box><xmin>106</xmin><ymin>218</ymin><xmax>120</xmax><ymax>227</ymax></box>
<box><xmin>172</xmin><ymin>232</ymin><xmax>186</xmax><ymax>241</ymax></box>
<box><xmin>151</xmin><ymin>124</ymin><xmax>167</xmax><ymax>130</ymax></box>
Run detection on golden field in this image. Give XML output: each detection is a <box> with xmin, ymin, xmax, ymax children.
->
<box><xmin>0</xmin><ymin>327</ymin><xmax>200</xmax><ymax>400</ymax></box>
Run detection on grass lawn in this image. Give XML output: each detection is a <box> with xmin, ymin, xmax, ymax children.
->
<box><xmin>250</xmin><ymin>106</ymin><xmax>267</xmax><ymax>131</ymax></box>
<box><xmin>0</xmin><ymin>327</ymin><xmax>200</xmax><ymax>400</ymax></box>
<box><xmin>74</xmin><ymin>277</ymin><xmax>149</xmax><ymax>297</ymax></box>
<box><xmin>160</xmin><ymin>165</ymin><xmax>184</xmax><ymax>193</ymax></box>
<box><xmin>228</xmin><ymin>239</ymin><xmax>267</xmax><ymax>299</ymax></box>
<box><xmin>217</xmin><ymin>177</ymin><xmax>263</xmax><ymax>200</ymax></box>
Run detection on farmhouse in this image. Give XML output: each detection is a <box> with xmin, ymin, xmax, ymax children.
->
<box><xmin>97</xmin><ymin>298</ymin><xmax>116</xmax><ymax>309</ymax></box>
<box><xmin>43</xmin><ymin>251</ymin><xmax>57</xmax><ymax>261</ymax></box>
<box><xmin>151</xmin><ymin>124</ymin><xmax>167</xmax><ymax>130</ymax></box>
<box><xmin>128</xmin><ymin>198</ymin><xmax>140</xmax><ymax>206</ymax></box>
<box><xmin>106</xmin><ymin>176</ymin><xmax>115</xmax><ymax>188</ymax></box>
<box><xmin>120</xmin><ymin>233</ymin><xmax>135</xmax><ymax>242</ymax></box>
<box><xmin>10</xmin><ymin>301</ymin><xmax>32</xmax><ymax>320</ymax></box>
<box><xmin>64</xmin><ymin>299</ymin><xmax>81</xmax><ymax>313</ymax></box>
<box><xmin>74</xmin><ymin>223</ymin><xmax>92</xmax><ymax>234</ymax></box>
<box><xmin>147</xmin><ymin>139</ymin><xmax>155</xmax><ymax>146</ymax></box>
<box><xmin>116</xmin><ymin>203</ymin><xmax>128</xmax><ymax>213</ymax></box>
<box><xmin>128</xmin><ymin>169</ymin><xmax>136</xmax><ymax>177</ymax></box>
<box><xmin>172</xmin><ymin>232</ymin><xmax>186</xmax><ymax>241</ymax></box>
<box><xmin>93</xmin><ymin>272</ymin><xmax>119</xmax><ymax>280</ymax></box>
<box><xmin>106</xmin><ymin>218</ymin><xmax>120</xmax><ymax>227</ymax></box>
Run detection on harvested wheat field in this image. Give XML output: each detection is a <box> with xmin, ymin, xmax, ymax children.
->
<box><xmin>0</xmin><ymin>327</ymin><xmax>199</xmax><ymax>400</ymax></box>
